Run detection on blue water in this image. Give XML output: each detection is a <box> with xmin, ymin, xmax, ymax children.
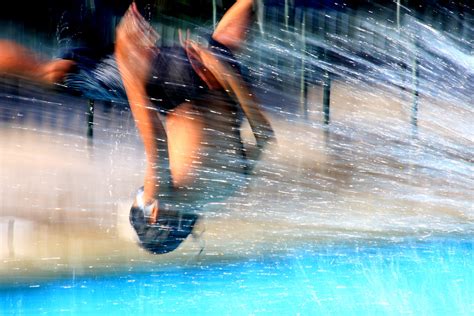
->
<box><xmin>2</xmin><ymin>239</ymin><xmax>473</xmax><ymax>315</ymax></box>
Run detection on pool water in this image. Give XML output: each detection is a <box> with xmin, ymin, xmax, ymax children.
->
<box><xmin>2</xmin><ymin>238</ymin><xmax>473</xmax><ymax>315</ymax></box>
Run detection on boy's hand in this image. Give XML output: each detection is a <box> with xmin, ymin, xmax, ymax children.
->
<box><xmin>39</xmin><ymin>59</ymin><xmax>75</xmax><ymax>83</ymax></box>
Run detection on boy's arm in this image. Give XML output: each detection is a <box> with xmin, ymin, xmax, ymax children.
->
<box><xmin>115</xmin><ymin>3</ymin><xmax>167</xmax><ymax>223</ymax></box>
<box><xmin>0</xmin><ymin>40</ymin><xmax>73</xmax><ymax>83</ymax></box>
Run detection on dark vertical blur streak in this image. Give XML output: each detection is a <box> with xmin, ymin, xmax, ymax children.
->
<box><xmin>323</xmin><ymin>71</ymin><xmax>331</xmax><ymax>125</ymax></box>
<box><xmin>87</xmin><ymin>99</ymin><xmax>95</xmax><ymax>139</ymax></box>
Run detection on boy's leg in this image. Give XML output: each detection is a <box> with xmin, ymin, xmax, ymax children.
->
<box><xmin>199</xmin><ymin>1</ymin><xmax>275</xmax><ymax>164</ymax></box>
<box><xmin>212</xmin><ymin>0</ymin><xmax>254</xmax><ymax>52</ymax></box>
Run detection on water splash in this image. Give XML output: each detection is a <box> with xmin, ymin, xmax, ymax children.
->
<box><xmin>0</xmin><ymin>3</ymin><xmax>472</xmax><ymax>275</ymax></box>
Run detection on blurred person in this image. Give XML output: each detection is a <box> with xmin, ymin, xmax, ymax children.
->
<box><xmin>0</xmin><ymin>0</ymin><xmax>274</xmax><ymax>254</ymax></box>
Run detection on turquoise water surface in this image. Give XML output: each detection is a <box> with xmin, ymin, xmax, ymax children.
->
<box><xmin>2</xmin><ymin>238</ymin><xmax>473</xmax><ymax>315</ymax></box>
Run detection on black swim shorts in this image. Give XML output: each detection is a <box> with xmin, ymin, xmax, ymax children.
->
<box><xmin>146</xmin><ymin>37</ymin><xmax>243</xmax><ymax>111</ymax></box>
